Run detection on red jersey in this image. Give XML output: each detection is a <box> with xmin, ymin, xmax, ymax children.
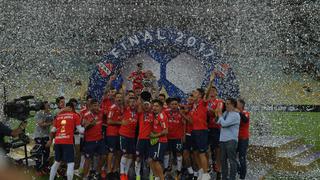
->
<box><xmin>119</xmin><ymin>107</ymin><xmax>139</xmax><ymax>138</ymax></box>
<box><xmin>184</xmin><ymin>103</ymin><xmax>193</xmax><ymax>135</ymax></box>
<box><xmin>101</xmin><ymin>96</ymin><xmax>113</xmax><ymax>114</ymax></box>
<box><xmin>80</xmin><ymin>106</ymin><xmax>89</xmax><ymax>116</ymax></box>
<box><xmin>106</xmin><ymin>104</ymin><xmax>123</xmax><ymax>136</ymax></box>
<box><xmin>239</xmin><ymin>110</ymin><xmax>250</xmax><ymax>139</ymax></box>
<box><xmin>152</xmin><ymin>112</ymin><xmax>168</xmax><ymax>143</ymax></box>
<box><xmin>208</xmin><ymin>98</ymin><xmax>224</xmax><ymax>129</ymax></box>
<box><xmin>129</xmin><ymin>71</ymin><xmax>145</xmax><ymax>90</ymax></box>
<box><xmin>165</xmin><ymin>109</ymin><xmax>184</xmax><ymax>139</ymax></box>
<box><xmin>138</xmin><ymin>112</ymin><xmax>154</xmax><ymax>139</ymax></box>
<box><xmin>79</xmin><ymin>106</ymin><xmax>89</xmax><ymax>123</ymax></box>
<box><xmin>190</xmin><ymin>99</ymin><xmax>208</xmax><ymax>130</ymax></box>
<box><xmin>54</xmin><ymin>112</ymin><xmax>81</xmax><ymax>144</ymax></box>
<box><xmin>185</xmin><ymin>111</ymin><xmax>193</xmax><ymax>135</ymax></box>
<box><xmin>162</xmin><ymin>105</ymin><xmax>169</xmax><ymax>111</ymax></box>
<box><xmin>83</xmin><ymin>111</ymin><xmax>103</xmax><ymax>142</ymax></box>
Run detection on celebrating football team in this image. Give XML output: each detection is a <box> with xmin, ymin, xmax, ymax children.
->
<box><xmin>42</xmin><ymin>62</ymin><xmax>250</xmax><ymax>180</ymax></box>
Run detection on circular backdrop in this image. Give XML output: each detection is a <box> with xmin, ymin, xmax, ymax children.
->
<box><xmin>88</xmin><ymin>28</ymin><xmax>240</xmax><ymax>101</ymax></box>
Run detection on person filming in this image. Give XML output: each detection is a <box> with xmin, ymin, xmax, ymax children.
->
<box><xmin>0</xmin><ymin>121</ymin><xmax>26</xmax><ymax>151</ymax></box>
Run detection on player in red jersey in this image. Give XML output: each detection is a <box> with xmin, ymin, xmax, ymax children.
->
<box><xmin>135</xmin><ymin>100</ymin><xmax>154</xmax><ymax>180</ymax></box>
<box><xmin>149</xmin><ymin>99</ymin><xmax>168</xmax><ymax>180</ymax></box>
<box><xmin>159</xmin><ymin>93</ymin><xmax>168</xmax><ymax>110</ymax></box>
<box><xmin>52</xmin><ymin>96</ymin><xmax>65</xmax><ymax>118</ymax></box>
<box><xmin>207</xmin><ymin>86</ymin><xmax>224</xmax><ymax>176</ymax></box>
<box><xmin>119</xmin><ymin>96</ymin><xmax>139</xmax><ymax>180</ymax></box>
<box><xmin>101</xmin><ymin>87</ymin><xmax>116</xmax><ymax>111</ymax></box>
<box><xmin>101</xmin><ymin>77</ymin><xmax>117</xmax><ymax>117</ymax></box>
<box><xmin>67</xmin><ymin>98</ymin><xmax>84</xmax><ymax>171</ymax></box>
<box><xmin>128</xmin><ymin>63</ymin><xmax>145</xmax><ymax>92</ymax></box>
<box><xmin>79</xmin><ymin>95</ymin><xmax>93</xmax><ymax>120</ymax></box>
<box><xmin>237</xmin><ymin>99</ymin><xmax>250</xmax><ymax>180</ymax></box>
<box><xmin>190</xmin><ymin>76</ymin><xmax>215</xmax><ymax>180</ymax></box>
<box><xmin>105</xmin><ymin>92</ymin><xmax>124</xmax><ymax>179</ymax></box>
<box><xmin>182</xmin><ymin>94</ymin><xmax>196</xmax><ymax>179</ymax></box>
<box><xmin>127</xmin><ymin>90</ymin><xmax>136</xmax><ymax>98</ymax></box>
<box><xmin>125</xmin><ymin>90</ymin><xmax>136</xmax><ymax>105</ymax></box>
<box><xmin>75</xmin><ymin>95</ymin><xmax>93</xmax><ymax>172</ymax></box>
<box><xmin>163</xmin><ymin>97</ymin><xmax>185</xmax><ymax>178</ymax></box>
<box><xmin>82</xmin><ymin>99</ymin><xmax>106</xmax><ymax>179</ymax></box>
<box><xmin>47</xmin><ymin>102</ymin><xmax>84</xmax><ymax>180</ymax></box>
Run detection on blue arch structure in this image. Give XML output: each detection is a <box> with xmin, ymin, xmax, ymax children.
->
<box><xmin>88</xmin><ymin>28</ymin><xmax>240</xmax><ymax>102</ymax></box>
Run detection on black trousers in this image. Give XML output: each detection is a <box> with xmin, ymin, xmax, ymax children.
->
<box><xmin>34</xmin><ymin>137</ymin><xmax>50</xmax><ymax>171</ymax></box>
<box><xmin>237</xmin><ymin>139</ymin><xmax>249</xmax><ymax>179</ymax></box>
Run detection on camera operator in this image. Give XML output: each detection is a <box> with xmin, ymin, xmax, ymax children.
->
<box><xmin>0</xmin><ymin>121</ymin><xmax>26</xmax><ymax>151</ymax></box>
<box><xmin>33</xmin><ymin>101</ymin><xmax>53</xmax><ymax>176</ymax></box>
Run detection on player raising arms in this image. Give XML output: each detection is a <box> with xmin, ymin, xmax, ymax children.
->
<box><xmin>190</xmin><ymin>74</ymin><xmax>215</xmax><ymax>180</ymax></box>
<box><xmin>101</xmin><ymin>76</ymin><xmax>118</xmax><ymax>120</ymax></box>
<box><xmin>207</xmin><ymin>86</ymin><xmax>224</xmax><ymax>179</ymax></box>
<box><xmin>128</xmin><ymin>62</ymin><xmax>145</xmax><ymax>93</ymax></box>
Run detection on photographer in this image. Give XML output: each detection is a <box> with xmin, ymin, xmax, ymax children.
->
<box><xmin>0</xmin><ymin>120</ymin><xmax>28</xmax><ymax>180</ymax></box>
<box><xmin>33</xmin><ymin>101</ymin><xmax>53</xmax><ymax>176</ymax></box>
<box><xmin>0</xmin><ymin>121</ymin><xmax>26</xmax><ymax>151</ymax></box>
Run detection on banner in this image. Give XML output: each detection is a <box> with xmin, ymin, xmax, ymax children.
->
<box><xmin>247</xmin><ymin>104</ymin><xmax>320</xmax><ymax>112</ymax></box>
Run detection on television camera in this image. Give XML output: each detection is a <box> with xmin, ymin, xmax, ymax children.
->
<box><xmin>3</xmin><ymin>95</ymin><xmax>43</xmax><ymax>165</ymax></box>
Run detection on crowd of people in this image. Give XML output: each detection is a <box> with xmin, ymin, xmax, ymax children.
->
<box><xmin>31</xmin><ymin>63</ymin><xmax>250</xmax><ymax>180</ymax></box>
